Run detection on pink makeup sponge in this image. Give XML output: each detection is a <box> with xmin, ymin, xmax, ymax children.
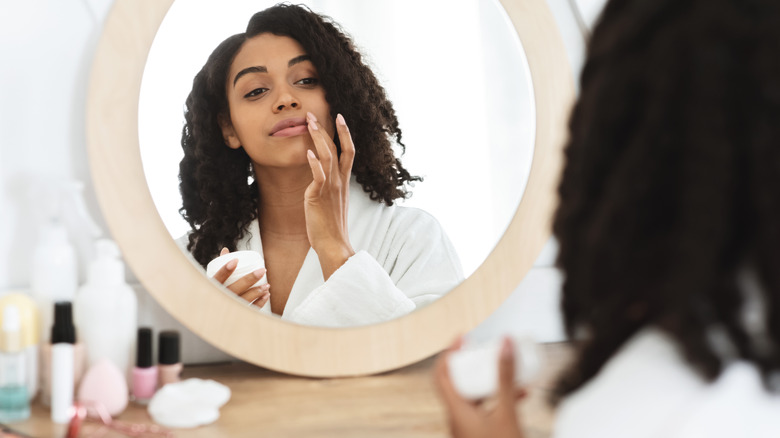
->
<box><xmin>77</xmin><ymin>358</ymin><xmax>129</xmax><ymax>416</ymax></box>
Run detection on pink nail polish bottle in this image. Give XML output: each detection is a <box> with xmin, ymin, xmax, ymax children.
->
<box><xmin>131</xmin><ymin>328</ymin><xmax>157</xmax><ymax>404</ymax></box>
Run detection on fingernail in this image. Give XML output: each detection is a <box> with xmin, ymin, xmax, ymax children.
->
<box><xmin>308</xmin><ymin>118</ymin><xmax>318</xmax><ymax>131</ymax></box>
<box><xmin>307</xmin><ymin>149</ymin><xmax>316</xmax><ymax>159</ymax></box>
<box><xmin>307</xmin><ymin>111</ymin><xmax>318</xmax><ymax>122</ymax></box>
<box><xmin>336</xmin><ymin>113</ymin><xmax>346</xmax><ymax>126</ymax></box>
<box><xmin>226</xmin><ymin>259</ymin><xmax>238</xmax><ymax>270</ymax></box>
<box><xmin>253</xmin><ymin>268</ymin><xmax>264</xmax><ymax>278</ymax></box>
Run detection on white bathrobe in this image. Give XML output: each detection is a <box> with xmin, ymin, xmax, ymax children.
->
<box><xmin>554</xmin><ymin>328</ymin><xmax>780</xmax><ymax>438</ymax></box>
<box><xmin>180</xmin><ymin>179</ymin><xmax>464</xmax><ymax>327</ymax></box>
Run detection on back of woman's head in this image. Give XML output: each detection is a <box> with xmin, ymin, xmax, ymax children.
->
<box><xmin>553</xmin><ymin>0</ymin><xmax>780</xmax><ymax>396</ymax></box>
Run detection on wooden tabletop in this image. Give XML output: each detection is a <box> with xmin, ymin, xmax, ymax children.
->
<box><xmin>8</xmin><ymin>343</ymin><xmax>572</xmax><ymax>438</ymax></box>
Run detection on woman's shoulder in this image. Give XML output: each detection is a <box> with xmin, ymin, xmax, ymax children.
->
<box><xmin>554</xmin><ymin>327</ymin><xmax>780</xmax><ymax>438</ymax></box>
<box><xmin>348</xmin><ymin>179</ymin><xmax>443</xmax><ymax>229</ymax></box>
<box><xmin>349</xmin><ymin>188</ymin><xmax>449</xmax><ymax>247</ymax></box>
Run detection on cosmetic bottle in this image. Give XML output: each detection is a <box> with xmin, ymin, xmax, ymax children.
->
<box><xmin>30</xmin><ymin>220</ymin><xmax>77</xmax><ymax>346</ymax></box>
<box><xmin>132</xmin><ymin>328</ymin><xmax>157</xmax><ymax>404</ymax></box>
<box><xmin>0</xmin><ymin>294</ymin><xmax>39</xmax><ymax>400</ymax></box>
<box><xmin>30</xmin><ymin>179</ymin><xmax>101</xmax><ymax>345</ymax></box>
<box><xmin>74</xmin><ymin>239</ymin><xmax>137</xmax><ymax>386</ymax></box>
<box><xmin>50</xmin><ymin>302</ymin><xmax>75</xmax><ymax>423</ymax></box>
<box><xmin>0</xmin><ymin>305</ymin><xmax>30</xmax><ymax>422</ymax></box>
<box><xmin>157</xmin><ymin>331</ymin><xmax>181</xmax><ymax>387</ymax></box>
<box><xmin>40</xmin><ymin>304</ymin><xmax>86</xmax><ymax>407</ymax></box>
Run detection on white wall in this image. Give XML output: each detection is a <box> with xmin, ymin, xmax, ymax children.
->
<box><xmin>0</xmin><ymin>0</ymin><xmax>608</xmax><ymax>363</ymax></box>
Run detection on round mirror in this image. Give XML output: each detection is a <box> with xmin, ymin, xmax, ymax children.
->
<box><xmin>87</xmin><ymin>0</ymin><xmax>573</xmax><ymax>376</ymax></box>
<box><xmin>138</xmin><ymin>0</ymin><xmax>534</xmax><ymax>281</ymax></box>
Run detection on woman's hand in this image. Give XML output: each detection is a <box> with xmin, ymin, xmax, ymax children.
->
<box><xmin>433</xmin><ymin>337</ymin><xmax>527</xmax><ymax>438</ymax></box>
<box><xmin>304</xmin><ymin>111</ymin><xmax>356</xmax><ymax>279</ymax></box>
<box><xmin>211</xmin><ymin>247</ymin><xmax>271</xmax><ymax>308</ymax></box>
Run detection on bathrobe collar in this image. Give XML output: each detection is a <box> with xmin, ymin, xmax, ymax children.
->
<box><xmin>238</xmin><ymin>179</ymin><xmax>373</xmax><ymax>317</ymax></box>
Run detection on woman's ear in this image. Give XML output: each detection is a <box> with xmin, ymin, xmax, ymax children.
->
<box><xmin>218</xmin><ymin>115</ymin><xmax>242</xmax><ymax>149</ymax></box>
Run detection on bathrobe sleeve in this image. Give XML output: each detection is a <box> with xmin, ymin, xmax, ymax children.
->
<box><xmin>285</xmin><ymin>209</ymin><xmax>464</xmax><ymax>327</ymax></box>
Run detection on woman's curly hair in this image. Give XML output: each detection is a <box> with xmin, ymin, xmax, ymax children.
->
<box><xmin>553</xmin><ymin>0</ymin><xmax>780</xmax><ymax>398</ymax></box>
<box><xmin>179</xmin><ymin>4</ymin><xmax>421</xmax><ymax>267</ymax></box>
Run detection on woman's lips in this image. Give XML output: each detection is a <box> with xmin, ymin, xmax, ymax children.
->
<box><xmin>271</xmin><ymin>125</ymin><xmax>308</xmax><ymax>137</ymax></box>
<box><xmin>270</xmin><ymin>117</ymin><xmax>307</xmax><ymax>137</ymax></box>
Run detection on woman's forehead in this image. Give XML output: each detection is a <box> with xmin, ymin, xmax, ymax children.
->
<box><xmin>230</xmin><ymin>33</ymin><xmax>309</xmax><ymax>74</ymax></box>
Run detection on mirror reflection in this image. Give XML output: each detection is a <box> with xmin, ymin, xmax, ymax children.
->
<box><xmin>138</xmin><ymin>0</ymin><xmax>535</xmax><ymax>327</ymax></box>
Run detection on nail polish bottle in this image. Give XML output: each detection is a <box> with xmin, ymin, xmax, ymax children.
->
<box><xmin>131</xmin><ymin>328</ymin><xmax>156</xmax><ymax>404</ymax></box>
<box><xmin>157</xmin><ymin>331</ymin><xmax>181</xmax><ymax>387</ymax></box>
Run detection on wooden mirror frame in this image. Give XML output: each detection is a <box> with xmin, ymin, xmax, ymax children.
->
<box><xmin>86</xmin><ymin>0</ymin><xmax>573</xmax><ymax>377</ymax></box>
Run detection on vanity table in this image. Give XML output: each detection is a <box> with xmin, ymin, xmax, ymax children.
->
<box><xmin>9</xmin><ymin>344</ymin><xmax>571</xmax><ymax>438</ymax></box>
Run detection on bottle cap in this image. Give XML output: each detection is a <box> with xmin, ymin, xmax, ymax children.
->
<box><xmin>137</xmin><ymin>327</ymin><xmax>153</xmax><ymax>368</ymax></box>
<box><xmin>158</xmin><ymin>331</ymin><xmax>180</xmax><ymax>365</ymax></box>
<box><xmin>1</xmin><ymin>305</ymin><xmax>22</xmax><ymax>352</ymax></box>
<box><xmin>51</xmin><ymin>301</ymin><xmax>76</xmax><ymax>344</ymax></box>
<box><xmin>0</xmin><ymin>293</ymin><xmax>39</xmax><ymax>347</ymax></box>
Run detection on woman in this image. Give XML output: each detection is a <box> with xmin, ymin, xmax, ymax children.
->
<box><xmin>435</xmin><ymin>0</ymin><xmax>780</xmax><ymax>436</ymax></box>
<box><xmin>178</xmin><ymin>4</ymin><xmax>463</xmax><ymax>327</ymax></box>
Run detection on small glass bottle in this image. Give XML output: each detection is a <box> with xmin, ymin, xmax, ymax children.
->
<box><xmin>158</xmin><ymin>331</ymin><xmax>182</xmax><ymax>387</ymax></box>
<box><xmin>132</xmin><ymin>328</ymin><xmax>157</xmax><ymax>404</ymax></box>
<box><xmin>0</xmin><ymin>305</ymin><xmax>30</xmax><ymax>422</ymax></box>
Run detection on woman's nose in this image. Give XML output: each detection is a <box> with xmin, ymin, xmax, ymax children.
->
<box><xmin>273</xmin><ymin>88</ymin><xmax>300</xmax><ymax>113</ymax></box>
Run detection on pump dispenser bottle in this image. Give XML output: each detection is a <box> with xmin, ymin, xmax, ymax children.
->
<box><xmin>74</xmin><ymin>239</ymin><xmax>137</xmax><ymax>385</ymax></box>
<box><xmin>30</xmin><ymin>220</ymin><xmax>77</xmax><ymax>346</ymax></box>
<box><xmin>40</xmin><ymin>304</ymin><xmax>86</xmax><ymax>407</ymax></box>
<box><xmin>50</xmin><ymin>302</ymin><xmax>75</xmax><ymax>423</ymax></box>
<box><xmin>0</xmin><ymin>305</ymin><xmax>30</xmax><ymax>422</ymax></box>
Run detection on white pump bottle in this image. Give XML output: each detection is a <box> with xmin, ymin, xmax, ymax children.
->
<box><xmin>74</xmin><ymin>239</ymin><xmax>137</xmax><ymax>386</ymax></box>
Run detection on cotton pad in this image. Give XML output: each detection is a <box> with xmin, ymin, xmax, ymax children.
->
<box><xmin>447</xmin><ymin>336</ymin><xmax>543</xmax><ymax>400</ymax></box>
<box><xmin>147</xmin><ymin>378</ymin><xmax>231</xmax><ymax>428</ymax></box>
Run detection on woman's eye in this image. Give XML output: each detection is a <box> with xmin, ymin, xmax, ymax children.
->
<box><xmin>244</xmin><ymin>88</ymin><xmax>268</xmax><ymax>98</ymax></box>
<box><xmin>295</xmin><ymin>77</ymin><xmax>319</xmax><ymax>86</ymax></box>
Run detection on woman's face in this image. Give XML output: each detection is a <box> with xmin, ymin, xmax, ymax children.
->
<box><xmin>221</xmin><ymin>33</ymin><xmax>334</xmax><ymax>170</ymax></box>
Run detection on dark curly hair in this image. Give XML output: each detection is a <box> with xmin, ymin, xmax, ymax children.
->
<box><xmin>179</xmin><ymin>4</ymin><xmax>421</xmax><ymax>267</ymax></box>
<box><xmin>553</xmin><ymin>0</ymin><xmax>780</xmax><ymax>398</ymax></box>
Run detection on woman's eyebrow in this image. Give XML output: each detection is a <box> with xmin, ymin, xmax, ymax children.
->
<box><xmin>233</xmin><ymin>66</ymin><xmax>267</xmax><ymax>87</ymax></box>
<box><xmin>232</xmin><ymin>55</ymin><xmax>312</xmax><ymax>88</ymax></box>
<box><xmin>288</xmin><ymin>54</ymin><xmax>311</xmax><ymax>67</ymax></box>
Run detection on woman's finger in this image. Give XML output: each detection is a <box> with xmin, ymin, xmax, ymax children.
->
<box><xmin>253</xmin><ymin>291</ymin><xmax>271</xmax><ymax>308</ymax></box>
<box><xmin>220</xmin><ymin>247</ymin><xmax>229</xmax><ymax>256</ymax></box>
<box><xmin>433</xmin><ymin>339</ymin><xmax>472</xmax><ymax>415</ymax></box>
<box><xmin>496</xmin><ymin>337</ymin><xmax>518</xmax><ymax>409</ymax></box>
<box><xmin>241</xmin><ymin>285</ymin><xmax>270</xmax><ymax>304</ymax></box>
<box><xmin>212</xmin><ymin>258</ymin><xmax>238</xmax><ymax>284</ymax></box>
<box><xmin>306</xmin><ymin>150</ymin><xmax>326</xmax><ymax>196</ymax></box>
<box><xmin>307</xmin><ymin>112</ymin><xmax>333</xmax><ymax>178</ymax></box>
<box><xmin>335</xmin><ymin>113</ymin><xmax>355</xmax><ymax>181</ymax></box>
<box><xmin>309</xmin><ymin>111</ymin><xmax>340</xmax><ymax>174</ymax></box>
<box><xmin>226</xmin><ymin>268</ymin><xmax>266</xmax><ymax>294</ymax></box>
